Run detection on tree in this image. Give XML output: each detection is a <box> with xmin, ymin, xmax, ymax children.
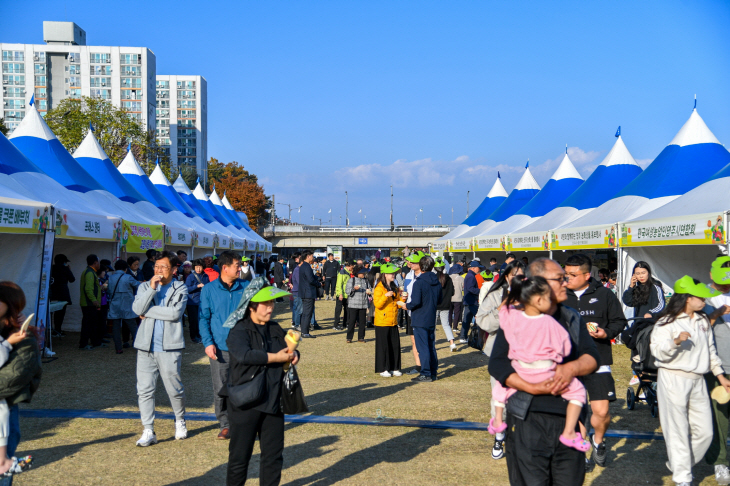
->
<box><xmin>0</xmin><ymin>118</ymin><xmax>8</xmax><ymax>137</ymax></box>
<box><xmin>208</xmin><ymin>159</ymin><xmax>269</xmax><ymax>230</ymax></box>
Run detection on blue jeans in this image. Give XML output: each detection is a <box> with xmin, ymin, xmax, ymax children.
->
<box><xmin>413</xmin><ymin>327</ymin><xmax>438</xmax><ymax>378</ymax></box>
<box><xmin>0</xmin><ymin>405</ymin><xmax>20</xmax><ymax>486</ymax></box>
<box><xmin>459</xmin><ymin>303</ymin><xmax>479</xmax><ymax>340</ymax></box>
<box><xmin>293</xmin><ymin>297</ymin><xmax>302</xmax><ymax>328</ymax></box>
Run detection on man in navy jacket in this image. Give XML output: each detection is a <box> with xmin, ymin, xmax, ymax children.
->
<box><xmin>402</xmin><ymin>255</ymin><xmax>442</xmax><ymax>382</ymax></box>
<box><xmin>459</xmin><ymin>260</ymin><xmax>483</xmax><ymax>342</ymax></box>
<box><xmin>298</xmin><ymin>250</ymin><xmax>319</xmax><ymax>338</ymax></box>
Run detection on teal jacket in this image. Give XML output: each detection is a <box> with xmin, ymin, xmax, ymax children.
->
<box><xmin>199</xmin><ymin>278</ymin><xmax>250</xmax><ymax>351</ymax></box>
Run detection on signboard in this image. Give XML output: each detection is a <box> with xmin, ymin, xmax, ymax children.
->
<box><xmin>327</xmin><ymin>245</ymin><xmax>343</xmax><ymax>261</ymax></box>
<box><xmin>119</xmin><ymin>221</ymin><xmax>164</xmax><ymax>253</ymax></box>
<box><xmin>357</xmin><ymin>238</ymin><xmax>368</xmax><ymax>245</ymax></box>
<box><xmin>164</xmin><ymin>226</ymin><xmax>192</xmax><ymax>247</ymax></box>
<box><xmin>449</xmin><ymin>238</ymin><xmax>473</xmax><ymax>252</ymax></box>
<box><xmin>621</xmin><ymin>212</ymin><xmax>726</xmax><ymax>247</ymax></box>
<box><xmin>55</xmin><ymin>208</ymin><xmax>118</xmax><ymax>241</ymax></box>
<box><xmin>506</xmin><ymin>231</ymin><xmax>552</xmax><ymax>252</ymax></box>
<box><xmin>0</xmin><ymin>199</ymin><xmax>43</xmax><ymax>234</ymax></box>
<box><xmin>551</xmin><ymin>224</ymin><xmax>617</xmax><ymax>250</ymax></box>
<box><xmin>35</xmin><ymin>224</ymin><xmax>54</xmax><ymax>351</ymax></box>
<box><xmin>233</xmin><ymin>238</ymin><xmax>245</xmax><ymax>251</ymax></box>
<box><xmin>431</xmin><ymin>241</ymin><xmax>447</xmax><ymax>252</ymax></box>
<box><xmin>475</xmin><ymin>235</ymin><xmax>502</xmax><ymax>252</ymax></box>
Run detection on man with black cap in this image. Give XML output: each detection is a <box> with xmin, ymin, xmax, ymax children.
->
<box><xmin>273</xmin><ymin>255</ymin><xmax>287</xmax><ymax>302</ymax></box>
<box><xmin>51</xmin><ymin>253</ymin><xmax>75</xmax><ymax>337</ymax></box>
<box><xmin>459</xmin><ymin>260</ymin><xmax>483</xmax><ymax>343</ymax></box>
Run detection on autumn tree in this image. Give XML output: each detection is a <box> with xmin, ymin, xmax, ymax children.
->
<box><xmin>208</xmin><ymin>158</ymin><xmax>269</xmax><ymax>230</ymax></box>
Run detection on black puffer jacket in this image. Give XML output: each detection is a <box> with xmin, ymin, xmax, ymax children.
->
<box><xmin>0</xmin><ymin>335</ymin><xmax>42</xmax><ymax>406</ymax></box>
<box><xmin>565</xmin><ymin>278</ymin><xmax>627</xmax><ymax>366</ymax></box>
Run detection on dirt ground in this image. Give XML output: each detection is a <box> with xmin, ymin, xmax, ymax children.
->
<box><xmin>12</xmin><ymin>299</ymin><xmax>718</xmax><ymax>485</ymax></box>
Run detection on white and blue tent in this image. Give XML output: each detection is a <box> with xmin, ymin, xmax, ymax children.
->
<box><xmin>559</xmin><ymin>107</ymin><xmax>730</xmax><ymax>232</ymax></box>
<box><xmin>474</xmin><ymin>152</ymin><xmax>584</xmax><ymax>237</ymax></box>
<box><xmin>516</xmin><ymin>132</ymin><xmax>643</xmax><ymax>234</ymax></box>
<box><xmin>191</xmin><ymin>182</ymin><xmax>250</xmax><ymax>246</ymax></box>
<box><xmin>221</xmin><ymin>193</ymin><xmax>270</xmax><ymax>252</ymax></box>
<box><xmin>440</xmin><ymin>175</ymin><xmax>508</xmax><ymax>241</ymax></box>
<box><xmin>208</xmin><ymin>188</ymin><xmax>251</xmax><ymax>252</ymax></box>
<box><xmin>451</xmin><ymin>164</ymin><xmax>541</xmax><ymax>245</ymax></box>
<box><xmin>172</xmin><ymin>175</ymin><xmax>218</xmax><ymax>224</ymax></box>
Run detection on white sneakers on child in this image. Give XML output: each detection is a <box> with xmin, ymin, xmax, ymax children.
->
<box><xmin>175</xmin><ymin>420</ymin><xmax>188</xmax><ymax>440</ymax></box>
<box><xmin>450</xmin><ymin>343</ymin><xmax>457</xmax><ymax>352</ymax></box>
<box><xmin>136</xmin><ymin>429</ymin><xmax>158</xmax><ymax>447</ymax></box>
<box><xmin>380</xmin><ymin>371</ymin><xmax>392</xmax><ymax>377</ymax></box>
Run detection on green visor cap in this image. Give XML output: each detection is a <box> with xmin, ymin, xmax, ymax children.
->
<box><xmin>241</xmin><ymin>256</ymin><xmax>251</xmax><ymax>262</ymax></box>
<box><xmin>711</xmin><ymin>257</ymin><xmax>730</xmax><ymax>284</ymax></box>
<box><xmin>673</xmin><ymin>275</ymin><xmax>722</xmax><ymax>299</ymax></box>
<box><xmin>434</xmin><ymin>257</ymin><xmax>445</xmax><ymax>268</ymax></box>
<box><xmin>405</xmin><ymin>251</ymin><xmax>425</xmax><ymax>263</ymax></box>
<box><xmin>480</xmin><ymin>270</ymin><xmax>494</xmax><ymax>279</ymax></box>
<box><xmin>372</xmin><ymin>262</ymin><xmax>382</xmax><ymax>268</ymax></box>
<box><xmin>250</xmin><ymin>286</ymin><xmax>291</xmax><ymax>302</ymax></box>
<box><xmin>379</xmin><ymin>263</ymin><xmax>400</xmax><ymax>274</ymax></box>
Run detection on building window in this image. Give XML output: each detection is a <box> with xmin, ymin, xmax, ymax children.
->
<box><xmin>177</xmin><ymin>148</ymin><xmax>197</xmax><ymax>157</ymax></box>
<box><xmin>37</xmin><ymin>100</ymin><xmax>48</xmax><ymax>111</ymax></box>
<box><xmin>177</xmin><ymin>100</ymin><xmax>196</xmax><ymax>109</ymax></box>
<box><xmin>90</xmin><ymin>77</ymin><xmax>111</xmax><ymax>87</ymax></box>
<box><xmin>3</xmin><ymin>99</ymin><xmax>24</xmax><ymax>109</ymax></box>
<box><xmin>127</xmin><ymin>113</ymin><xmax>143</xmax><ymax>123</ymax></box>
<box><xmin>156</xmin><ymin>80</ymin><xmax>169</xmax><ymax>89</ymax></box>
<box><xmin>68</xmin><ymin>76</ymin><xmax>81</xmax><ymax>87</ymax></box>
<box><xmin>2</xmin><ymin>63</ymin><xmax>24</xmax><ymax>74</ymax></box>
<box><xmin>122</xmin><ymin>101</ymin><xmax>142</xmax><ymax>112</ymax></box>
<box><xmin>177</xmin><ymin>109</ymin><xmax>196</xmax><ymax>119</ymax></box>
<box><xmin>120</xmin><ymin>66</ymin><xmax>142</xmax><ymax>77</ymax></box>
<box><xmin>157</xmin><ymin>99</ymin><xmax>169</xmax><ymax>108</ymax></box>
<box><xmin>156</xmin><ymin>90</ymin><xmax>169</xmax><ymax>99</ymax></box>
<box><xmin>156</xmin><ymin>109</ymin><xmax>170</xmax><ymax>118</ymax></box>
<box><xmin>158</xmin><ymin>137</ymin><xmax>170</xmax><ymax>146</ymax></box>
<box><xmin>68</xmin><ymin>88</ymin><xmax>81</xmax><ymax>98</ymax></box>
<box><xmin>90</xmin><ymin>65</ymin><xmax>112</xmax><ymax>76</ymax></box>
<box><xmin>90</xmin><ymin>88</ymin><xmax>111</xmax><ymax>100</ymax></box>
<box><xmin>4</xmin><ymin>87</ymin><xmax>25</xmax><ymax>98</ymax></box>
<box><xmin>34</xmin><ymin>88</ymin><xmax>46</xmax><ymax>98</ymax></box>
<box><xmin>121</xmin><ymin>90</ymin><xmax>142</xmax><ymax>100</ymax></box>
<box><xmin>178</xmin><ymin>119</ymin><xmax>195</xmax><ymax>127</ymax></box>
<box><xmin>120</xmin><ymin>53</ymin><xmax>142</xmax><ymax>65</ymax></box>
<box><xmin>68</xmin><ymin>64</ymin><xmax>81</xmax><ymax>75</ymax></box>
<box><xmin>177</xmin><ymin>128</ymin><xmax>196</xmax><ymax>138</ymax></box>
<box><xmin>176</xmin><ymin>80</ymin><xmax>196</xmax><ymax>89</ymax></box>
<box><xmin>177</xmin><ymin>90</ymin><xmax>196</xmax><ymax>99</ymax></box>
<box><xmin>68</xmin><ymin>53</ymin><xmax>81</xmax><ymax>63</ymax></box>
<box><xmin>121</xmin><ymin>78</ymin><xmax>142</xmax><ymax>89</ymax></box>
<box><xmin>157</xmin><ymin>118</ymin><xmax>169</xmax><ymax>127</ymax></box>
<box><xmin>3</xmin><ymin>74</ymin><xmax>24</xmax><ymax>85</ymax></box>
<box><xmin>156</xmin><ymin>128</ymin><xmax>170</xmax><ymax>138</ymax></box>
<box><xmin>3</xmin><ymin>110</ymin><xmax>25</xmax><ymax>122</ymax></box>
<box><xmin>177</xmin><ymin>138</ymin><xmax>196</xmax><ymax>147</ymax></box>
<box><xmin>33</xmin><ymin>75</ymin><xmax>46</xmax><ymax>86</ymax></box>
<box><xmin>34</xmin><ymin>64</ymin><xmax>46</xmax><ymax>75</ymax></box>
<box><xmin>2</xmin><ymin>51</ymin><xmax>24</xmax><ymax>62</ymax></box>
<box><xmin>178</xmin><ymin>157</ymin><xmax>196</xmax><ymax>167</ymax></box>
<box><xmin>33</xmin><ymin>52</ymin><xmax>46</xmax><ymax>62</ymax></box>
<box><xmin>89</xmin><ymin>53</ymin><xmax>111</xmax><ymax>64</ymax></box>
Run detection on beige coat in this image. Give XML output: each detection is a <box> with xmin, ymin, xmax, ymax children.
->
<box><xmin>475</xmin><ymin>281</ymin><xmax>505</xmax><ymax>356</ymax></box>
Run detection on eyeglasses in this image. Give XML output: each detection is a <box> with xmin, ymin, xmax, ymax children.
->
<box><xmin>545</xmin><ymin>276</ymin><xmax>569</xmax><ymax>283</ymax></box>
<box><xmin>153</xmin><ymin>265</ymin><xmax>170</xmax><ymax>270</ymax></box>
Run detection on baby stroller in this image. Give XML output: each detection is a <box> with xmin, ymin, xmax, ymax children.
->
<box><xmin>620</xmin><ymin>316</ymin><xmax>659</xmax><ymax>417</ymax></box>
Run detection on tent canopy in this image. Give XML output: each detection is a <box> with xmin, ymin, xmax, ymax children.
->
<box><xmin>440</xmin><ymin>176</ymin><xmax>508</xmax><ymax>241</ymax></box>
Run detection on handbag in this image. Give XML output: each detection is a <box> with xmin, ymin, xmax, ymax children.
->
<box><xmin>467</xmin><ymin>325</ymin><xmax>483</xmax><ymax>350</ymax></box>
<box><xmin>281</xmin><ymin>365</ymin><xmax>309</xmax><ymax>414</ymax></box>
<box><xmin>225</xmin><ymin>367</ymin><xmax>266</xmax><ymax>408</ymax></box>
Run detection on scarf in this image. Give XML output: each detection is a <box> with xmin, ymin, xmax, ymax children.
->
<box><xmin>222</xmin><ymin>277</ymin><xmax>266</xmax><ymax>329</ymax></box>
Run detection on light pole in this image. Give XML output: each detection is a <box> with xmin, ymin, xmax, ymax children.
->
<box><xmin>364</xmin><ymin>214</ymin><xmax>367</xmax><ymax>227</ymax></box>
<box><xmin>390</xmin><ymin>184</ymin><xmax>394</xmax><ymax>230</ymax></box>
<box><xmin>276</xmin><ymin>202</ymin><xmax>292</xmax><ymax>222</ymax></box>
<box><xmin>467</xmin><ymin>191</ymin><xmax>470</xmax><ymax>217</ymax></box>
<box><xmin>360</xmin><ymin>209</ymin><xmax>363</xmax><ymax>226</ymax></box>
<box><xmin>439</xmin><ymin>214</ymin><xmax>442</xmax><ymax>225</ymax></box>
<box><xmin>345</xmin><ymin>191</ymin><xmax>349</xmax><ymax>227</ymax></box>
<box><xmin>420</xmin><ymin>207</ymin><xmax>423</xmax><ymax>227</ymax></box>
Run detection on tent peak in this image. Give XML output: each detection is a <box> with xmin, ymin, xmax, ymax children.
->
<box><xmin>485</xmin><ymin>176</ymin><xmax>509</xmax><ymax>198</ymax></box>
<box><xmin>668</xmin><ymin>108</ymin><xmax>721</xmax><ymax>147</ymax></box>
<box><xmin>599</xmin><ymin>135</ymin><xmax>640</xmax><ymax>168</ymax></box>
<box><xmin>117</xmin><ymin>150</ymin><xmax>147</xmax><ymax>177</ymax></box>
<box><xmin>551</xmin><ymin>153</ymin><xmax>583</xmax><ymax>181</ymax></box>
<box><xmin>149</xmin><ymin>164</ymin><xmax>171</xmax><ymax>186</ymax></box>
<box><xmin>8</xmin><ymin>106</ymin><xmax>57</xmax><ymax>142</ymax></box>
<box><xmin>513</xmin><ymin>166</ymin><xmax>540</xmax><ymax>191</ymax></box>
<box><xmin>73</xmin><ymin>129</ymin><xmax>110</xmax><ymax>161</ymax></box>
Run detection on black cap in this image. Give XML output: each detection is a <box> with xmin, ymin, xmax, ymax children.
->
<box><xmin>54</xmin><ymin>254</ymin><xmax>70</xmax><ymax>265</ymax></box>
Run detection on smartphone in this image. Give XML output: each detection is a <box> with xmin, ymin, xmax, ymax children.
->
<box><xmin>20</xmin><ymin>313</ymin><xmax>34</xmax><ymax>334</ymax></box>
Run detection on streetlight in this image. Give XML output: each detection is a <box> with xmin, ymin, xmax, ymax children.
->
<box><xmin>420</xmin><ymin>207</ymin><xmax>423</xmax><ymax>227</ymax></box>
<box><xmin>467</xmin><ymin>191</ymin><xmax>470</xmax><ymax>217</ymax></box>
<box><xmin>345</xmin><ymin>191</ymin><xmax>349</xmax><ymax>227</ymax></box>
<box><xmin>276</xmin><ymin>203</ymin><xmax>301</xmax><ymax>223</ymax></box>
<box><xmin>390</xmin><ymin>184</ymin><xmax>394</xmax><ymax>230</ymax></box>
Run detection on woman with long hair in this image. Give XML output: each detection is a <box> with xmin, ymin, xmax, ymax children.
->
<box><xmin>622</xmin><ymin>261</ymin><xmax>665</xmax><ymax>320</ymax></box>
<box><xmin>373</xmin><ymin>264</ymin><xmax>402</xmax><ymax>377</ymax></box>
<box><xmin>434</xmin><ymin>258</ymin><xmax>456</xmax><ymax>351</ymax></box>
<box><xmin>225</xmin><ymin>281</ymin><xmax>299</xmax><ymax>486</ymax></box>
<box><xmin>650</xmin><ymin>276</ymin><xmax>730</xmax><ymax>485</ymax></box>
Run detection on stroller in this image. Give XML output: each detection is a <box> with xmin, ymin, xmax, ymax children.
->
<box><xmin>620</xmin><ymin>316</ymin><xmax>659</xmax><ymax>417</ymax></box>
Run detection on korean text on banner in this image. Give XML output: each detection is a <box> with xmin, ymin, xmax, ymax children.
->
<box><xmin>0</xmin><ymin>199</ymin><xmax>46</xmax><ymax>234</ymax></box>
<box><xmin>475</xmin><ymin>236</ymin><xmax>502</xmax><ymax>252</ymax></box>
<box><xmin>120</xmin><ymin>221</ymin><xmax>164</xmax><ymax>253</ymax></box>
<box><xmin>431</xmin><ymin>241</ymin><xmax>447</xmax><ymax>252</ymax></box>
<box><xmin>507</xmin><ymin>231</ymin><xmax>553</xmax><ymax>252</ymax></box>
<box><xmin>36</xmin><ymin>225</ymin><xmax>54</xmax><ymax>351</ymax></box>
<box><xmin>552</xmin><ymin>224</ymin><xmax>618</xmax><ymax>251</ymax></box>
<box><xmin>55</xmin><ymin>208</ymin><xmax>119</xmax><ymax>241</ymax></box>
<box><xmin>164</xmin><ymin>226</ymin><xmax>192</xmax><ymax>247</ymax></box>
<box><xmin>449</xmin><ymin>238</ymin><xmax>473</xmax><ymax>252</ymax></box>
<box><xmin>621</xmin><ymin>212</ymin><xmax>726</xmax><ymax>247</ymax></box>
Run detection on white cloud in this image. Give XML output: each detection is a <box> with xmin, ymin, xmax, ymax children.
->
<box><xmin>333</xmin><ymin>156</ymin><xmax>469</xmax><ymax>188</ymax></box>
<box><xmin>635</xmin><ymin>158</ymin><xmax>653</xmax><ymax>168</ymax></box>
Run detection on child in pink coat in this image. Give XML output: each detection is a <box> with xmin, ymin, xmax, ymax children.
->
<box><xmin>489</xmin><ymin>275</ymin><xmax>590</xmax><ymax>452</ymax></box>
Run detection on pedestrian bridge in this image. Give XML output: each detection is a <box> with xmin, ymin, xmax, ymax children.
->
<box><xmin>263</xmin><ymin>225</ymin><xmax>451</xmax><ymax>249</ymax></box>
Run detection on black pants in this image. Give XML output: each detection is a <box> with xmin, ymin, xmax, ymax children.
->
<box><xmin>505</xmin><ymin>411</ymin><xmax>585</xmax><ymax>486</ymax></box>
<box><xmin>347</xmin><ymin>308</ymin><xmax>367</xmax><ymax>341</ymax></box>
<box><xmin>459</xmin><ymin>303</ymin><xmax>479</xmax><ymax>340</ymax></box>
<box><xmin>448</xmin><ymin>302</ymin><xmax>462</xmax><ymax>328</ymax></box>
<box><xmin>79</xmin><ymin>306</ymin><xmax>102</xmax><ymax>348</ymax></box>
<box><xmin>334</xmin><ymin>297</ymin><xmax>348</xmax><ymax>327</ymax></box>
<box><xmin>300</xmin><ymin>298</ymin><xmax>315</xmax><ymax>335</ymax></box>
<box><xmin>187</xmin><ymin>304</ymin><xmax>200</xmax><ymax>340</ymax></box>
<box><xmin>375</xmin><ymin>326</ymin><xmax>401</xmax><ymax>373</ymax></box>
<box><xmin>112</xmin><ymin>318</ymin><xmax>138</xmax><ymax>352</ymax></box>
<box><xmin>324</xmin><ymin>277</ymin><xmax>336</xmax><ymax>296</ymax></box>
<box><xmin>53</xmin><ymin>307</ymin><xmax>67</xmax><ymax>332</ymax></box>
<box><xmin>397</xmin><ymin>308</ymin><xmax>409</xmax><ymax>328</ymax></box>
<box><xmin>227</xmin><ymin>407</ymin><xmax>284</xmax><ymax>486</ymax></box>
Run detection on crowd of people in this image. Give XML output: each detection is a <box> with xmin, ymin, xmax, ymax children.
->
<box><xmin>22</xmin><ymin>243</ymin><xmax>730</xmax><ymax>485</ymax></box>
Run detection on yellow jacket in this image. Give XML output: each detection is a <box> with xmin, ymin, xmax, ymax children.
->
<box><xmin>373</xmin><ymin>281</ymin><xmax>398</xmax><ymax>327</ymax></box>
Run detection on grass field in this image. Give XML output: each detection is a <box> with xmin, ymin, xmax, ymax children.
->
<box><xmin>11</xmin><ymin>299</ymin><xmax>719</xmax><ymax>485</ymax></box>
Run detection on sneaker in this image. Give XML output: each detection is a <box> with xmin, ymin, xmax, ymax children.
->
<box><xmin>591</xmin><ymin>435</ymin><xmax>607</xmax><ymax>467</ymax></box>
<box><xmin>391</xmin><ymin>370</ymin><xmax>402</xmax><ymax>377</ymax></box>
<box><xmin>450</xmin><ymin>343</ymin><xmax>457</xmax><ymax>352</ymax></box>
<box><xmin>380</xmin><ymin>371</ymin><xmax>392</xmax><ymax>377</ymax></box>
<box><xmin>459</xmin><ymin>339</ymin><xmax>468</xmax><ymax>344</ymax></box>
<box><xmin>293</xmin><ymin>326</ymin><xmax>301</xmax><ymax>332</ymax></box>
<box><xmin>302</xmin><ymin>334</ymin><xmax>316</xmax><ymax>339</ymax></box>
<box><xmin>716</xmin><ymin>465</ymin><xmax>730</xmax><ymax>485</ymax></box>
<box><xmin>407</xmin><ymin>369</ymin><xmax>420</xmax><ymax>375</ymax></box>
<box><xmin>491</xmin><ymin>439</ymin><xmax>505</xmax><ymax>460</ymax></box>
<box><xmin>136</xmin><ymin>429</ymin><xmax>157</xmax><ymax>447</ymax></box>
<box><xmin>175</xmin><ymin>420</ymin><xmax>188</xmax><ymax>440</ymax></box>
<box><xmin>411</xmin><ymin>375</ymin><xmax>433</xmax><ymax>383</ymax></box>
<box><xmin>629</xmin><ymin>375</ymin><xmax>640</xmax><ymax>386</ymax></box>
<box><xmin>585</xmin><ymin>457</ymin><xmax>595</xmax><ymax>473</ymax></box>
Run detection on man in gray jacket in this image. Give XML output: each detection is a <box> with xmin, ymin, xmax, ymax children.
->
<box><xmin>107</xmin><ymin>259</ymin><xmax>141</xmax><ymax>354</ymax></box>
<box><xmin>132</xmin><ymin>251</ymin><xmax>189</xmax><ymax>447</ymax></box>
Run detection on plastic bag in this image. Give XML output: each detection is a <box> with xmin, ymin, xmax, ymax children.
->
<box><xmin>467</xmin><ymin>325</ymin><xmax>483</xmax><ymax>350</ymax></box>
<box><xmin>281</xmin><ymin>365</ymin><xmax>309</xmax><ymax>414</ymax></box>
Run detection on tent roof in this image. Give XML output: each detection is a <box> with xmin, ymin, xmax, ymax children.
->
<box><xmin>461</xmin><ymin>177</ymin><xmax>508</xmax><ymax>227</ymax></box>
<box><xmin>515</xmin><ymin>153</ymin><xmax>583</xmax><ymax>218</ymax></box>
<box><xmin>193</xmin><ymin>183</ymin><xmax>237</xmax><ymax>228</ymax></box>
<box><xmin>210</xmin><ymin>188</ymin><xmax>245</xmax><ymax>229</ymax></box>
<box><xmin>10</xmin><ymin>108</ymin><xmax>104</xmax><ymax>193</ymax></box>
<box><xmin>172</xmin><ymin>175</ymin><xmax>216</xmax><ymax>224</ymax></box>
<box><xmin>485</xmin><ymin>166</ymin><xmax>540</xmax><ymax>223</ymax></box>
<box><xmin>118</xmin><ymin>151</ymin><xmax>179</xmax><ymax>214</ymax></box>
<box><xmin>149</xmin><ymin>165</ymin><xmax>200</xmax><ymax>219</ymax></box>
<box><xmin>74</xmin><ymin>131</ymin><xmax>149</xmax><ymax>204</ymax></box>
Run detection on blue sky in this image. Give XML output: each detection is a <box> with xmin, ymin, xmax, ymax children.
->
<box><xmin>3</xmin><ymin>1</ymin><xmax>729</xmax><ymax>226</ymax></box>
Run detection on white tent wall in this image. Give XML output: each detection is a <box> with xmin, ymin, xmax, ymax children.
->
<box><xmin>53</xmin><ymin>239</ymin><xmax>116</xmax><ymax>332</ymax></box>
<box><xmin>0</xmin><ymin>234</ymin><xmax>44</xmax><ymax>317</ymax></box>
<box><xmin>619</xmin><ymin>245</ymin><xmax>719</xmax><ymax>317</ymax></box>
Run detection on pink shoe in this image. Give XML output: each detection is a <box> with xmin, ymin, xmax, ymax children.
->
<box><xmin>488</xmin><ymin>418</ymin><xmax>507</xmax><ymax>435</ymax></box>
<box><xmin>559</xmin><ymin>432</ymin><xmax>591</xmax><ymax>452</ymax></box>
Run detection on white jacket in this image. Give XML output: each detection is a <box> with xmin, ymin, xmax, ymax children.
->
<box><xmin>650</xmin><ymin>312</ymin><xmax>724</xmax><ymax>377</ymax></box>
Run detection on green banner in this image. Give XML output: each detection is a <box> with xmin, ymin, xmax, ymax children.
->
<box><xmin>119</xmin><ymin>221</ymin><xmax>164</xmax><ymax>253</ymax></box>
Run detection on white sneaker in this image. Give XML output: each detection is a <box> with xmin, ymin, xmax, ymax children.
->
<box><xmin>136</xmin><ymin>429</ymin><xmax>157</xmax><ymax>447</ymax></box>
<box><xmin>629</xmin><ymin>375</ymin><xmax>640</xmax><ymax>386</ymax></box>
<box><xmin>380</xmin><ymin>371</ymin><xmax>392</xmax><ymax>378</ymax></box>
<box><xmin>175</xmin><ymin>420</ymin><xmax>188</xmax><ymax>440</ymax></box>
<box><xmin>716</xmin><ymin>464</ymin><xmax>730</xmax><ymax>485</ymax></box>
<box><xmin>450</xmin><ymin>343</ymin><xmax>457</xmax><ymax>352</ymax></box>
<box><xmin>391</xmin><ymin>370</ymin><xmax>402</xmax><ymax>377</ymax></box>
<box><xmin>459</xmin><ymin>339</ymin><xmax>468</xmax><ymax>344</ymax></box>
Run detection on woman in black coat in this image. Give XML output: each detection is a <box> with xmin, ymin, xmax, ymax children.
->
<box><xmin>225</xmin><ymin>284</ymin><xmax>300</xmax><ymax>486</ymax></box>
<box><xmin>50</xmin><ymin>254</ymin><xmax>75</xmax><ymax>336</ymax></box>
<box><xmin>621</xmin><ymin>261</ymin><xmax>666</xmax><ymax>319</ymax></box>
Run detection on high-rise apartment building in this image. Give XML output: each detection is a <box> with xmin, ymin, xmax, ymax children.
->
<box><xmin>155</xmin><ymin>75</ymin><xmax>208</xmax><ymax>178</ymax></box>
